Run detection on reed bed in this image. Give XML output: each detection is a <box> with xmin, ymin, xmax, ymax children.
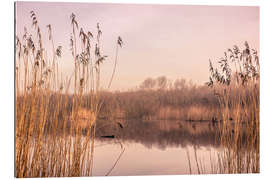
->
<box><xmin>16</xmin><ymin>11</ymin><xmax>259</xmax><ymax>177</ymax></box>
<box><xmin>187</xmin><ymin>42</ymin><xmax>260</xmax><ymax>174</ymax></box>
<box><xmin>15</xmin><ymin>11</ymin><xmax>122</xmax><ymax>177</ymax></box>
<box><xmin>214</xmin><ymin>83</ymin><xmax>259</xmax><ymax>173</ymax></box>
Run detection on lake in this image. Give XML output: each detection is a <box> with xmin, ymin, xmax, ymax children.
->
<box><xmin>92</xmin><ymin>119</ymin><xmax>224</xmax><ymax>176</ymax></box>
<box><xmin>23</xmin><ymin>118</ymin><xmax>254</xmax><ymax>177</ymax></box>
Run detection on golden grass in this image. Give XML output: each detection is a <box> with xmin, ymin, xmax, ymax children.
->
<box><xmin>16</xmin><ymin>11</ymin><xmax>258</xmax><ymax>177</ymax></box>
<box><xmin>153</xmin><ymin>105</ymin><xmax>219</xmax><ymax>121</ymax></box>
<box><xmin>15</xmin><ymin>11</ymin><xmax>122</xmax><ymax>177</ymax></box>
<box><xmin>187</xmin><ymin>42</ymin><xmax>260</xmax><ymax>174</ymax></box>
<box><xmin>216</xmin><ymin>83</ymin><xmax>259</xmax><ymax>173</ymax></box>
<box><xmin>186</xmin><ymin>84</ymin><xmax>259</xmax><ymax>174</ymax></box>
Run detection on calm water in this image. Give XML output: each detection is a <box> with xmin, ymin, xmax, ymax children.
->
<box><xmin>92</xmin><ymin>119</ymin><xmax>223</xmax><ymax>176</ymax></box>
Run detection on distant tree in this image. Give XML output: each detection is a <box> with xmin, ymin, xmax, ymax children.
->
<box><xmin>157</xmin><ymin>76</ymin><xmax>168</xmax><ymax>90</ymax></box>
<box><xmin>167</xmin><ymin>79</ymin><xmax>174</xmax><ymax>90</ymax></box>
<box><xmin>174</xmin><ymin>78</ymin><xmax>186</xmax><ymax>90</ymax></box>
<box><xmin>140</xmin><ymin>77</ymin><xmax>156</xmax><ymax>90</ymax></box>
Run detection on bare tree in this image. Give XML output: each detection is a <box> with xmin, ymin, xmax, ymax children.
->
<box><xmin>157</xmin><ymin>76</ymin><xmax>167</xmax><ymax>90</ymax></box>
<box><xmin>140</xmin><ymin>77</ymin><xmax>156</xmax><ymax>90</ymax></box>
<box><xmin>174</xmin><ymin>78</ymin><xmax>186</xmax><ymax>90</ymax></box>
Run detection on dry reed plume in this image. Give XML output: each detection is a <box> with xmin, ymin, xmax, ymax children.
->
<box><xmin>15</xmin><ymin>11</ymin><xmax>123</xmax><ymax>177</ymax></box>
<box><xmin>187</xmin><ymin>42</ymin><xmax>259</xmax><ymax>174</ymax></box>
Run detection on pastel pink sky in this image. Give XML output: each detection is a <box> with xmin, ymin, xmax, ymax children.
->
<box><xmin>16</xmin><ymin>2</ymin><xmax>259</xmax><ymax>91</ymax></box>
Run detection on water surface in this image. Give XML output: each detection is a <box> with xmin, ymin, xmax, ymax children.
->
<box><xmin>92</xmin><ymin>119</ymin><xmax>223</xmax><ymax>176</ymax></box>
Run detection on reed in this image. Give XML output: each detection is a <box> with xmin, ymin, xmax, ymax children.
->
<box><xmin>15</xmin><ymin>11</ymin><xmax>123</xmax><ymax>177</ymax></box>
<box><xmin>213</xmin><ymin>42</ymin><xmax>259</xmax><ymax>173</ymax></box>
<box><xmin>187</xmin><ymin>42</ymin><xmax>259</xmax><ymax>174</ymax></box>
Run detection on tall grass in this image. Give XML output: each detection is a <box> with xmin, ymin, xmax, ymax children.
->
<box><xmin>15</xmin><ymin>11</ymin><xmax>122</xmax><ymax>177</ymax></box>
<box><xmin>15</xmin><ymin>11</ymin><xmax>259</xmax><ymax>176</ymax></box>
<box><xmin>214</xmin><ymin>85</ymin><xmax>259</xmax><ymax>173</ymax></box>
<box><xmin>187</xmin><ymin>42</ymin><xmax>259</xmax><ymax>174</ymax></box>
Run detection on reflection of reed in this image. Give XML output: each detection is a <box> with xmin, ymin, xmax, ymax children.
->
<box><xmin>211</xmin><ymin>43</ymin><xmax>260</xmax><ymax>173</ymax></box>
<box><xmin>186</xmin><ymin>150</ymin><xmax>192</xmax><ymax>174</ymax></box>
<box><xmin>186</xmin><ymin>42</ymin><xmax>260</xmax><ymax>174</ymax></box>
<box><xmin>105</xmin><ymin>147</ymin><xmax>126</xmax><ymax>176</ymax></box>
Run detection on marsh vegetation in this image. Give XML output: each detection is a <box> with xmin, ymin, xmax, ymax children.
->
<box><xmin>15</xmin><ymin>11</ymin><xmax>259</xmax><ymax>177</ymax></box>
<box><xmin>16</xmin><ymin>11</ymin><xmax>123</xmax><ymax>177</ymax></box>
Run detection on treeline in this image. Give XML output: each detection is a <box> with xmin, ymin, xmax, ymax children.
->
<box><xmin>17</xmin><ymin>75</ymin><xmax>257</xmax><ymax>136</ymax></box>
<box><xmin>97</xmin><ymin>77</ymin><xmax>220</xmax><ymax>120</ymax></box>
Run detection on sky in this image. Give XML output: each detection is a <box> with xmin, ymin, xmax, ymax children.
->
<box><xmin>16</xmin><ymin>2</ymin><xmax>259</xmax><ymax>91</ymax></box>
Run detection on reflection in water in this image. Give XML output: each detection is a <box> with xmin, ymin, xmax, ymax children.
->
<box><xmin>95</xmin><ymin>119</ymin><xmax>221</xmax><ymax>149</ymax></box>
<box><xmin>90</xmin><ymin>119</ymin><xmax>241</xmax><ymax>176</ymax></box>
<box><xmin>92</xmin><ymin>140</ymin><xmax>220</xmax><ymax>176</ymax></box>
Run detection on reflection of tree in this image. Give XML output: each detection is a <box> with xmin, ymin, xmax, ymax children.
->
<box><xmin>95</xmin><ymin>119</ymin><xmax>225</xmax><ymax>150</ymax></box>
